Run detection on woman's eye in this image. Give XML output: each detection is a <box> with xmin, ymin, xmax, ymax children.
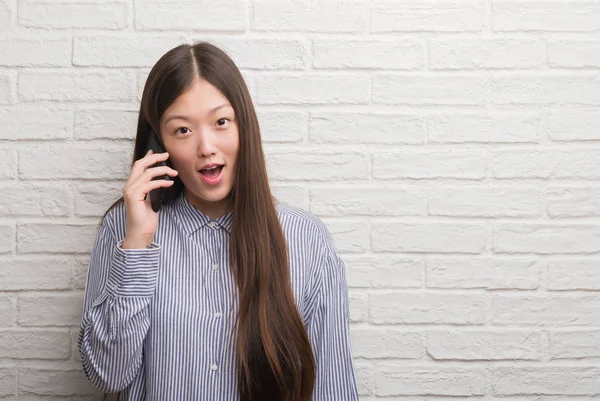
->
<box><xmin>216</xmin><ymin>118</ymin><xmax>230</xmax><ymax>127</ymax></box>
<box><xmin>175</xmin><ymin>127</ymin><xmax>190</xmax><ymax>135</ymax></box>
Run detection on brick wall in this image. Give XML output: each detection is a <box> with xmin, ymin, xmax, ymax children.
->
<box><xmin>2</xmin><ymin>0</ymin><xmax>600</xmax><ymax>399</ymax></box>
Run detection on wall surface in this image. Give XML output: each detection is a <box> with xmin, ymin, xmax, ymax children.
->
<box><xmin>2</xmin><ymin>0</ymin><xmax>600</xmax><ymax>399</ymax></box>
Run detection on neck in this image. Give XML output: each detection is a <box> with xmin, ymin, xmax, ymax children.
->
<box><xmin>184</xmin><ymin>189</ymin><xmax>231</xmax><ymax>220</ymax></box>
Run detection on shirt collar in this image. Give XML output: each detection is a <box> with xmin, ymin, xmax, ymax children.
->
<box><xmin>172</xmin><ymin>191</ymin><xmax>233</xmax><ymax>235</ymax></box>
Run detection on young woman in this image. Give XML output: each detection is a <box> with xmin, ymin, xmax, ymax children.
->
<box><xmin>78</xmin><ymin>42</ymin><xmax>359</xmax><ymax>401</ymax></box>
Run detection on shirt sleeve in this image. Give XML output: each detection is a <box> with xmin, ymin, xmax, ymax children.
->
<box><xmin>77</xmin><ymin>211</ymin><xmax>161</xmax><ymax>393</ymax></box>
<box><xmin>307</xmin><ymin>245</ymin><xmax>360</xmax><ymax>401</ymax></box>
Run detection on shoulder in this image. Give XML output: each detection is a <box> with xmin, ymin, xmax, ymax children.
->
<box><xmin>100</xmin><ymin>200</ymin><xmax>128</xmax><ymax>241</ymax></box>
<box><xmin>275</xmin><ymin>202</ymin><xmax>338</xmax><ymax>264</ymax></box>
<box><xmin>275</xmin><ymin>203</ymin><xmax>347</xmax><ymax>317</ymax></box>
<box><xmin>276</xmin><ymin>202</ymin><xmax>329</xmax><ymax>238</ymax></box>
<box><xmin>275</xmin><ymin>202</ymin><xmax>323</xmax><ymax>230</ymax></box>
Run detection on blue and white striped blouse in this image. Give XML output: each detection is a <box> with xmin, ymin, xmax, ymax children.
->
<box><xmin>77</xmin><ymin>190</ymin><xmax>359</xmax><ymax>400</ymax></box>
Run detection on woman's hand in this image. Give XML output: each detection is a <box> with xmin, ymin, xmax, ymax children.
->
<box><xmin>121</xmin><ymin>149</ymin><xmax>178</xmax><ymax>248</ymax></box>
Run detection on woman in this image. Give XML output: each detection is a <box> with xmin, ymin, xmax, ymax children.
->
<box><xmin>78</xmin><ymin>42</ymin><xmax>359</xmax><ymax>401</ymax></box>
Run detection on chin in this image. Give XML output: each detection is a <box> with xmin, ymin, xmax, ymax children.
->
<box><xmin>195</xmin><ymin>186</ymin><xmax>233</xmax><ymax>203</ymax></box>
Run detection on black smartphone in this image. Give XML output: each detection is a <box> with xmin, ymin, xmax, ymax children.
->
<box><xmin>144</xmin><ymin>129</ymin><xmax>172</xmax><ymax>212</ymax></box>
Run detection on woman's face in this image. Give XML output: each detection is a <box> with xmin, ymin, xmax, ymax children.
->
<box><xmin>159</xmin><ymin>78</ymin><xmax>239</xmax><ymax>218</ymax></box>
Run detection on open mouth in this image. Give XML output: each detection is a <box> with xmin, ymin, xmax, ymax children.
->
<box><xmin>199</xmin><ymin>165</ymin><xmax>224</xmax><ymax>178</ymax></box>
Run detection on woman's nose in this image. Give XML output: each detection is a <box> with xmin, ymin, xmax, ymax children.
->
<box><xmin>196</xmin><ymin>131</ymin><xmax>217</xmax><ymax>157</ymax></box>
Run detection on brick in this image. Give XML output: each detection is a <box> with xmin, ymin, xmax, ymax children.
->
<box><xmin>271</xmin><ymin>185</ymin><xmax>307</xmax><ymax>209</ymax></box>
<box><xmin>18</xmin><ymin>294</ymin><xmax>83</xmax><ymax>327</ymax></box>
<box><xmin>490</xmin><ymin>366</ymin><xmax>600</xmax><ymax>395</ymax></box>
<box><xmin>18</xmin><ymin>0</ymin><xmax>128</xmax><ymax>29</ymax></box>
<box><xmin>72</xmin><ymin>257</ymin><xmax>91</xmax><ymax>291</ymax></box>
<box><xmin>428</xmin><ymin>186</ymin><xmax>543</xmax><ymax>217</ymax></box>
<box><xmin>354</xmin><ymin>361</ymin><xmax>375</xmax><ymax>396</ymax></box>
<box><xmin>0</xmin><ymin>183</ymin><xmax>71</xmax><ymax>216</ymax></box>
<box><xmin>73</xmin><ymin>35</ymin><xmax>184</xmax><ymax>67</ymax></box>
<box><xmin>135</xmin><ymin>0</ymin><xmax>247</xmax><ymax>31</ymax></box>
<box><xmin>17</xmin><ymin>224</ymin><xmax>98</xmax><ymax>254</ymax></box>
<box><xmin>19</xmin><ymin>70</ymin><xmax>132</xmax><ymax>102</ymax></box>
<box><xmin>0</xmin><ymin>329</ymin><xmax>70</xmax><ymax>359</ymax></box>
<box><xmin>349</xmin><ymin>291</ymin><xmax>368</xmax><ymax>323</ymax></box>
<box><xmin>0</xmin><ymin>297</ymin><xmax>15</xmax><ymax>327</ymax></box>
<box><xmin>344</xmin><ymin>256</ymin><xmax>423</xmax><ymax>288</ymax></box>
<box><xmin>256</xmin><ymin>74</ymin><xmax>369</xmax><ymax>105</ymax></box>
<box><xmin>372</xmin><ymin>0</ymin><xmax>485</xmax><ymax>33</ymax></box>
<box><xmin>370</xmin><ymin>293</ymin><xmax>485</xmax><ymax>324</ymax></box>
<box><xmin>491</xmin><ymin>75</ymin><xmax>600</xmax><ymax>105</ymax></box>
<box><xmin>137</xmin><ymin>69</ymin><xmax>150</xmax><ymax>101</ymax></box>
<box><xmin>70</xmin><ymin>327</ymin><xmax>81</xmax><ymax>362</ymax></box>
<box><xmin>314</xmin><ymin>39</ymin><xmax>423</xmax><ymax>70</ymax></box>
<box><xmin>18</xmin><ymin>363</ymin><xmax>100</xmax><ymax>395</ymax></box>
<box><xmin>493</xmin><ymin>1</ymin><xmax>600</xmax><ymax>32</ymax></box>
<box><xmin>428</xmin><ymin>112</ymin><xmax>539</xmax><ymax>143</ymax></box>
<box><xmin>543</xmin><ymin>109</ymin><xmax>600</xmax><ymax>141</ymax></box>
<box><xmin>490</xmin><ymin>294</ymin><xmax>600</xmax><ymax>326</ymax></box>
<box><xmin>0</xmin><ymin>37</ymin><xmax>71</xmax><ymax>66</ymax></box>
<box><xmin>0</xmin><ymin>0</ymin><xmax>11</xmax><ymax>31</ymax></box>
<box><xmin>429</xmin><ymin>39</ymin><xmax>544</xmax><ymax>69</ymax></box>
<box><xmin>373</xmin><ymin>74</ymin><xmax>487</xmax><ymax>105</ymax></box>
<box><xmin>257</xmin><ymin>110</ymin><xmax>307</xmax><ymax>143</ymax></box>
<box><xmin>374</xmin><ymin>151</ymin><xmax>487</xmax><ymax>180</ymax></box>
<box><xmin>548</xmin><ymin>259</ymin><xmax>600</xmax><ymax>290</ymax></box>
<box><xmin>0</xmin><ymin>366</ymin><xmax>15</xmax><ymax>396</ymax></box>
<box><xmin>206</xmin><ymin>38</ymin><xmax>306</xmax><ymax>70</ymax></box>
<box><xmin>242</xmin><ymin>71</ymin><xmax>255</xmax><ymax>99</ymax></box>
<box><xmin>311</xmin><ymin>186</ymin><xmax>426</xmax><ymax>217</ymax></box>
<box><xmin>0</xmin><ymin>105</ymin><xmax>72</xmax><ymax>140</ymax></box>
<box><xmin>322</xmin><ymin>220</ymin><xmax>369</xmax><ymax>253</ymax></box>
<box><xmin>493</xmin><ymin>150</ymin><xmax>600</xmax><ymax>179</ymax></box>
<box><xmin>0</xmin><ymin>224</ymin><xmax>15</xmax><ymax>253</ymax></box>
<box><xmin>548</xmin><ymin>41</ymin><xmax>600</xmax><ymax>68</ymax></box>
<box><xmin>427</xmin><ymin>257</ymin><xmax>539</xmax><ymax>289</ymax></box>
<box><xmin>310</xmin><ymin>112</ymin><xmax>425</xmax><ymax>145</ymax></box>
<box><xmin>0</xmin><ymin>72</ymin><xmax>13</xmax><ymax>104</ymax></box>
<box><xmin>0</xmin><ymin>259</ymin><xmax>74</xmax><ymax>290</ymax></box>
<box><xmin>427</xmin><ymin>330</ymin><xmax>542</xmax><ymax>360</ymax></box>
<box><xmin>0</xmin><ymin>148</ymin><xmax>15</xmax><ymax>179</ymax></box>
<box><xmin>550</xmin><ymin>330</ymin><xmax>600</xmax><ymax>359</ymax></box>
<box><xmin>20</xmin><ymin>145</ymin><xmax>131</xmax><ymax>180</ymax></box>
<box><xmin>74</xmin><ymin>109</ymin><xmax>137</xmax><ymax>140</ymax></box>
<box><xmin>266</xmin><ymin>149</ymin><xmax>369</xmax><ymax>181</ymax></box>
<box><xmin>75</xmin><ymin>182</ymin><xmax>125</xmax><ymax>217</ymax></box>
<box><xmin>494</xmin><ymin>224</ymin><xmax>600</xmax><ymax>254</ymax></box>
<box><xmin>548</xmin><ymin>186</ymin><xmax>600</xmax><ymax>217</ymax></box>
<box><xmin>373</xmin><ymin>222</ymin><xmax>486</xmax><ymax>253</ymax></box>
<box><xmin>351</xmin><ymin>329</ymin><xmax>423</xmax><ymax>359</ymax></box>
<box><xmin>254</xmin><ymin>1</ymin><xmax>366</xmax><ymax>33</ymax></box>
<box><xmin>375</xmin><ymin>364</ymin><xmax>485</xmax><ymax>396</ymax></box>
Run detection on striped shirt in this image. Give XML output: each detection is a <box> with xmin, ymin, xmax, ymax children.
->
<box><xmin>77</xmin><ymin>190</ymin><xmax>359</xmax><ymax>401</ymax></box>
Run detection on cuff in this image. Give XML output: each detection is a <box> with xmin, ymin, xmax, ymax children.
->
<box><xmin>105</xmin><ymin>239</ymin><xmax>161</xmax><ymax>297</ymax></box>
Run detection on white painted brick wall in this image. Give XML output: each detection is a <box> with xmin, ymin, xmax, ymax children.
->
<box><xmin>2</xmin><ymin>0</ymin><xmax>600</xmax><ymax>399</ymax></box>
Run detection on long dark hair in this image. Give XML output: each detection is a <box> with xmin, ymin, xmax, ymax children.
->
<box><xmin>99</xmin><ymin>42</ymin><xmax>315</xmax><ymax>400</ymax></box>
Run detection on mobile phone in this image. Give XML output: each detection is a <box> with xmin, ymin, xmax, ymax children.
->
<box><xmin>144</xmin><ymin>129</ymin><xmax>172</xmax><ymax>212</ymax></box>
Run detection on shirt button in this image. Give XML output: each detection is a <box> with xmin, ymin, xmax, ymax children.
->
<box><xmin>208</xmin><ymin>221</ymin><xmax>217</xmax><ymax>229</ymax></box>
<box><xmin>212</xmin><ymin>264</ymin><xmax>218</xmax><ymax>271</ymax></box>
<box><xmin>211</xmin><ymin>363</ymin><xmax>218</xmax><ymax>371</ymax></box>
<box><xmin>215</xmin><ymin>311</ymin><xmax>221</xmax><ymax>318</ymax></box>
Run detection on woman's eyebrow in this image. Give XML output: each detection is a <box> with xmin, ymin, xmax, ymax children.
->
<box><xmin>210</xmin><ymin>103</ymin><xmax>232</xmax><ymax>113</ymax></box>
<box><xmin>163</xmin><ymin>104</ymin><xmax>233</xmax><ymax>125</ymax></box>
